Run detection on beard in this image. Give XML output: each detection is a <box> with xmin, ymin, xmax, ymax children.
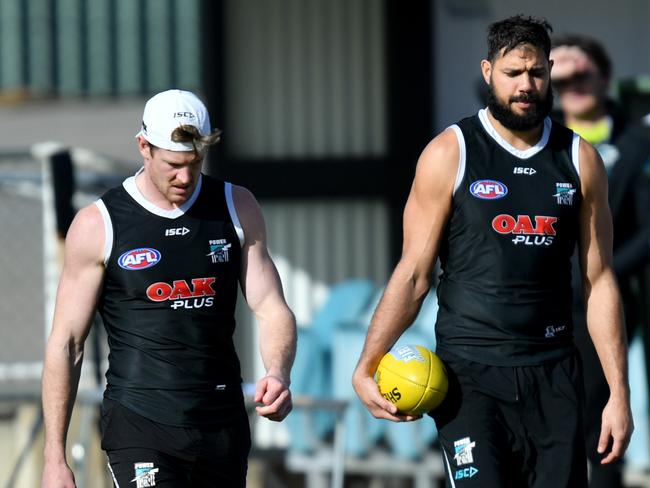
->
<box><xmin>486</xmin><ymin>83</ymin><xmax>554</xmax><ymax>131</ymax></box>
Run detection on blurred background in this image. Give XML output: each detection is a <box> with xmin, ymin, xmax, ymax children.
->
<box><xmin>0</xmin><ymin>0</ymin><xmax>649</xmax><ymax>486</ymax></box>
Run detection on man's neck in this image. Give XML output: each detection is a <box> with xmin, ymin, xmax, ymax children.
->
<box><xmin>486</xmin><ymin>109</ymin><xmax>544</xmax><ymax>150</ymax></box>
<box><xmin>135</xmin><ymin>170</ymin><xmax>180</xmax><ymax>210</ymax></box>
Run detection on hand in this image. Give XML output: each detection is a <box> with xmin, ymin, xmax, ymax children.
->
<box><xmin>549</xmin><ymin>45</ymin><xmax>593</xmax><ymax>81</ymax></box>
<box><xmin>254</xmin><ymin>374</ymin><xmax>292</xmax><ymax>422</ymax></box>
<box><xmin>42</xmin><ymin>460</ymin><xmax>76</xmax><ymax>488</ymax></box>
<box><xmin>597</xmin><ymin>395</ymin><xmax>634</xmax><ymax>464</ymax></box>
<box><xmin>352</xmin><ymin>369</ymin><xmax>421</xmax><ymax>423</ymax></box>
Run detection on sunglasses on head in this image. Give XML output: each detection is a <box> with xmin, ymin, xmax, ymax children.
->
<box><xmin>552</xmin><ymin>71</ymin><xmax>597</xmax><ymax>90</ymax></box>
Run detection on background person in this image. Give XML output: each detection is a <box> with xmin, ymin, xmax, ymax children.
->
<box><xmin>551</xmin><ymin>34</ymin><xmax>650</xmax><ymax>488</ymax></box>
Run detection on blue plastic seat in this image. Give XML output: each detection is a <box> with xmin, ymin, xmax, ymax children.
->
<box><xmin>286</xmin><ymin>279</ymin><xmax>377</xmax><ymax>453</ymax></box>
<box><xmin>309</xmin><ymin>279</ymin><xmax>377</xmax><ymax>349</ymax></box>
<box><xmin>332</xmin><ymin>327</ymin><xmax>386</xmax><ymax>457</ymax></box>
<box><xmin>285</xmin><ymin>328</ymin><xmax>332</xmax><ymax>452</ymax></box>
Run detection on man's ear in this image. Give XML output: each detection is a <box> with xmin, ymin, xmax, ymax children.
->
<box><xmin>480</xmin><ymin>59</ymin><xmax>492</xmax><ymax>85</ymax></box>
<box><xmin>137</xmin><ymin>136</ymin><xmax>152</xmax><ymax>160</ymax></box>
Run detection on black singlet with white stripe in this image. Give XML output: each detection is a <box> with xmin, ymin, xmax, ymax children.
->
<box><xmin>97</xmin><ymin>173</ymin><xmax>245</xmax><ymax>427</ymax></box>
<box><xmin>435</xmin><ymin>110</ymin><xmax>582</xmax><ymax>366</ymax></box>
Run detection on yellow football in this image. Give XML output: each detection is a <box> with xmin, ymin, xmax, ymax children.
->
<box><xmin>375</xmin><ymin>344</ymin><xmax>448</xmax><ymax>415</ymax></box>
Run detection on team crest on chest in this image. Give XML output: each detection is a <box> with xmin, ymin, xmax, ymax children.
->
<box><xmin>207</xmin><ymin>239</ymin><xmax>232</xmax><ymax>263</ymax></box>
<box><xmin>553</xmin><ymin>183</ymin><xmax>576</xmax><ymax>206</ymax></box>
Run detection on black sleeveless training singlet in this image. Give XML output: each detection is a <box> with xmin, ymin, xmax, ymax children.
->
<box><xmin>435</xmin><ymin>111</ymin><xmax>582</xmax><ymax>366</ymax></box>
<box><xmin>98</xmin><ymin>174</ymin><xmax>244</xmax><ymax>426</ymax></box>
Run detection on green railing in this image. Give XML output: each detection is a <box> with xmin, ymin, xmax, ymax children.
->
<box><xmin>0</xmin><ymin>0</ymin><xmax>201</xmax><ymax>97</ymax></box>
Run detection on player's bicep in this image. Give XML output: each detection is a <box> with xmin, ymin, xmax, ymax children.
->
<box><xmin>50</xmin><ymin>205</ymin><xmax>106</xmax><ymax>342</ymax></box>
<box><xmin>234</xmin><ymin>186</ymin><xmax>287</xmax><ymax>313</ymax></box>
<box><xmin>401</xmin><ymin>129</ymin><xmax>459</xmax><ymax>278</ymax></box>
<box><xmin>578</xmin><ymin>139</ymin><xmax>614</xmax><ymax>286</ymax></box>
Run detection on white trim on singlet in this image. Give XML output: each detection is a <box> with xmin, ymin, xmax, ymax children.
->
<box><xmin>225</xmin><ymin>182</ymin><xmax>245</xmax><ymax>247</ymax></box>
<box><xmin>122</xmin><ymin>167</ymin><xmax>202</xmax><ymax>219</ymax></box>
<box><xmin>94</xmin><ymin>199</ymin><xmax>113</xmax><ymax>265</ymax></box>
<box><xmin>478</xmin><ymin>108</ymin><xmax>551</xmax><ymax>159</ymax></box>
<box><xmin>448</xmin><ymin>124</ymin><xmax>467</xmax><ymax>196</ymax></box>
<box><xmin>571</xmin><ymin>133</ymin><xmax>581</xmax><ymax>177</ymax></box>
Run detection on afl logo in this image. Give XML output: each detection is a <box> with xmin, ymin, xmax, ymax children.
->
<box><xmin>470</xmin><ymin>180</ymin><xmax>508</xmax><ymax>200</ymax></box>
<box><xmin>118</xmin><ymin>248</ymin><xmax>161</xmax><ymax>270</ymax></box>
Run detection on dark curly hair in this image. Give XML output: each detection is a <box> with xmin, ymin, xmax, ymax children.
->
<box><xmin>487</xmin><ymin>15</ymin><xmax>553</xmax><ymax>62</ymax></box>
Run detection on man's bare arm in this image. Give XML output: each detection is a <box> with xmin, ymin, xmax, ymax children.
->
<box><xmin>578</xmin><ymin>138</ymin><xmax>633</xmax><ymax>464</ymax></box>
<box><xmin>235</xmin><ymin>186</ymin><xmax>296</xmax><ymax>422</ymax></box>
<box><xmin>41</xmin><ymin>205</ymin><xmax>106</xmax><ymax>487</ymax></box>
<box><xmin>352</xmin><ymin>128</ymin><xmax>459</xmax><ymax>422</ymax></box>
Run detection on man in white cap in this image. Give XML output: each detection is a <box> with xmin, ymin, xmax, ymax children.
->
<box><xmin>41</xmin><ymin>89</ymin><xmax>296</xmax><ymax>487</ymax></box>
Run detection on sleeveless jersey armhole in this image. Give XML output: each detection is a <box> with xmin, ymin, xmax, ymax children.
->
<box><xmin>571</xmin><ymin>133</ymin><xmax>581</xmax><ymax>178</ymax></box>
<box><xmin>448</xmin><ymin>124</ymin><xmax>467</xmax><ymax>196</ymax></box>
<box><xmin>94</xmin><ymin>199</ymin><xmax>113</xmax><ymax>265</ymax></box>
<box><xmin>225</xmin><ymin>182</ymin><xmax>245</xmax><ymax>247</ymax></box>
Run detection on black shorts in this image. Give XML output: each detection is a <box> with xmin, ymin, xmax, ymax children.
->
<box><xmin>431</xmin><ymin>350</ymin><xmax>587</xmax><ymax>488</ymax></box>
<box><xmin>101</xmin><ymin>398</ymin><xmax>251</xmax><ymax>487</ymax></box>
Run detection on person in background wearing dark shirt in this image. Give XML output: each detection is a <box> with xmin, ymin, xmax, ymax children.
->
<box><xmin>551</xmin><ymin>34</ymin><xmax>650</xmax><ymax>488</ymax></box>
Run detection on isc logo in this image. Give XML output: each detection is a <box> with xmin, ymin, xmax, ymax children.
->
<box><xmin>513</xmin><ymin>167</ymin><xmax>537</xmax><ymax>175</ymax></box>
<box><xmin>470</xmin><ymin>180</ymin><xmax>508</xmax><ymax>200</ymax></box>
<box><xmin>173</xmin><ymin>112</ymin><xmax>196</xmax><ymax>119</ymax></box>
<box><xmin>165</xmin><ymin>227</ymin><xmax>190</xmax><ymax>236</ymax></box>
<box><xmin>455</xmin><ymin>467</ymin><xmax>479</xmax><ymax>479</ymax></box>
<box><xmin>118</xmin><ymin>248</ymin><xmax>161</xmax><ymax>270</ymax></box>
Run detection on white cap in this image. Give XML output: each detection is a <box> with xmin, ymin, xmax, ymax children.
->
<box><xmin>136</xmin><ymin>89</ymin><xmax>211</xmax><ymax>152</ymax></box>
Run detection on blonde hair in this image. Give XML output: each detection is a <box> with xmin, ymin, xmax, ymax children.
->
<box><xmin>170</xmin><ymin>124</ymin><xmax>222</xmax><ymax>157</ymax></box>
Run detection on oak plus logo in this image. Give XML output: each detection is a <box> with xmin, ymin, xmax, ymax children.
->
<box><xmin>146</xmin><ymin>277</ymin><xmax>216</xmax><ymax>309</ymax></box>
<box><xmin>492</xmin><ymin>214</ymin><xmax>557</xmax><ymax>246</ymax></box>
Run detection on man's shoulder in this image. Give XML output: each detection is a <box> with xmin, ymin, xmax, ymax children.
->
<box><xmin>100</xmin><ymin>180</ymin><xmax>128</xmax><ymax>201</ymax></box>
<box><xmin>548</xmin><ymin>116</ymin><xmax>575</xmax><ymax>148</ymax></box>
<box><xmin>198</xmin><ymin>173</ymin><xmax>225</xmax><ymax>190</ymax></box>
<box><xmin>453</xmin><ymin>112</ymin><xmax>481</xmax><ymax>130</ymax></box>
